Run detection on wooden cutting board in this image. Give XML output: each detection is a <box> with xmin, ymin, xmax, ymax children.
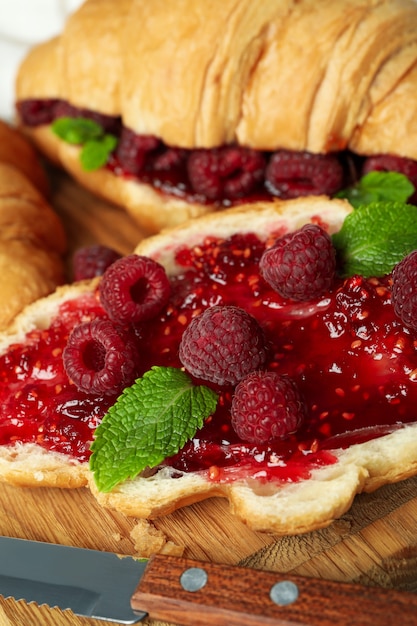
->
<box><xmin>1</xmin><ymin>169</ymin><xmax>417</xmax><ymax>626</ymax></box>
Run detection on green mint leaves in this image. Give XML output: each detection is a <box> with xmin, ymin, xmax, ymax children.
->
<box><xmin>333</xmin><ymin>201</ymin><xmax>417</xmax><ymax>277</ymax></box>
<box><xmin>333</xmin><ymin>171</ymin><xmax>417</xmax><ymax>277</ymax></box>
<box><xmin>336</xmin><ymin>171</ymin><xmax>415</xmax><ymax>208</ymax></box>
<box><xmin>89</xmin><ymin>366</ymin><xmax>218</xmax><ymax>493</ymax></box>
<box><xmin>52</xmin><ymin>117</ymin><xmax>102</xmax><ymax>144</ymax></box>
<box><xmin>51</xmin><ymin>117</ymin><xmax>117</xmax><ymax>171</ymax></box>
<box><xmin>79</xmin><ymin>134</ymin><xmax>117</xmax><ymax>171</ymax></box>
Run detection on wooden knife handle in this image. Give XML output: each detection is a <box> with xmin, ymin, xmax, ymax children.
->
<box><xmin>131</xmin><ymin>554</ymin><xmax>417</xmax><ymax>626</ymax></box>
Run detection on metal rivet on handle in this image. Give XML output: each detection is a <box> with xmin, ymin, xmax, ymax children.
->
<box><xmin>270</xmin><ymin>580</ymin><xmax>299</xmax><ymax>606</ymax></box>
<box><xmin>180</xmin><ymin>567</ymin><xmax>208</xmax><ymax>592</ymax></box>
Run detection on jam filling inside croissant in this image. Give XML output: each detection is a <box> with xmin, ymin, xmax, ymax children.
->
<box><xmin>17</xmin><ymin>99</ymin><xmax>417</xmax><ymax>207</ymax></box>
<box><xmin>1</xmin><ymin>230</ymin><xmax>416</xmax><ymax>485</ymax></box>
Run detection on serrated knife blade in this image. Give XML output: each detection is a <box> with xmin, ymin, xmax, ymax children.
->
<box><xmin>0</xmin><ymin>536</ymin><xmax>146</xmax><ymax>623</ymax></box>
<box><xmin>1</xmin><ymin>536</ymin><xmax>417</xmax><ymax>626</ymax></box>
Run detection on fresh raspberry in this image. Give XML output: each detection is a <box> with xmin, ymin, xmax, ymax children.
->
<box><xmin>72</xmin><ymin>245</ymin><xmax>122</xmax><ymax>281</ymax></box>
<box><xmin>391</xmin><ymin>250</ymin><xmax>417</xmax><ymax>331</ymax></box>
<box><xmin>265</xmin><ymin>150</ymin><xmax>343</xmax><ymax>198</ymax></box>
<box><xmin>179</xmin><ymin>305</ymin><xmax>268</xmax><ymax>386</ymax></box>
<box><xmin>63</xmin><ymin>319</ymin><xmax>139</xmax><ymax>395</ymax></box>
<box><xmin>231</xmin><ymin>371</ymin><xmax>305</xmax><ymax>444</ymax></box>
<box><xmin>187</xmin><ymin>146</ymin><xmax>265</xmax><ymax>201</ymax></box>
<box><xmin>259</xmin><ymin>223</ymin><xmax>336</xmax><ymax>301</ymax></box>
<box><xmin>16</xmin><ymin>98</ymin><xmax>61</xmax><ymax>126</ymax></box>
<box><xmin>362</xmin><ymin>154</ymin><xmax>417</xmax><ymax>203</ymax></box>
<box><xmin>99</xmin><ymin>254</ymin><xmax>171</xmax><ymax>323</ymax></box>
<box><xmin>152</xmin><ymin>147</ymin><xmax>187</xmax><ymax>171</ymax></box>
<box><xmin>116</xmin><ymin>128</ymin><xmax>160</xmax><ymax>175</ymax></box>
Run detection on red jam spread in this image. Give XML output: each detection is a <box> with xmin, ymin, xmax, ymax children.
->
<box><xmin>1</xmin><ymin>232</ymin><xmax>417</xmax><ymax>484</ymax></box>
<box><xmin>16</xmin><ymin>98</ymin><xmax>350</xmax><ymax>206</ymax></box>
<box><xmin>16</xmin><ymin>98</ymin><xmax>417</xmax><ymax>207</ymax></box>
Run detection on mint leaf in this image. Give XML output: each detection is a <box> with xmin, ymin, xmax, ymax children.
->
<box><xmin>52</xmin><ymin>117</ymin><xmax>103</xmax><ymax>144</ymax></box>
<box><xmin>332</xmin><ymin>201</ymin><xmax>417</xmax><ymax>277</ymax></box>
<box><xmin>336</xmin><ymin>171</ymin><xmax>415</xmax><ymax>208</ymax></box>
<box><xmin>80</xmin><ymin>134</ymin><xmax>118</xmax><ymax>171</ymax></box>
<box><xmin>51</xmin><ymin>117</ymin><xmax>117</xmax><ymax>170</ymax></box>
<box><xmin>89</xmin><ymin>366</ymin><xmax>218</xmax><ymax>493</ymax></box>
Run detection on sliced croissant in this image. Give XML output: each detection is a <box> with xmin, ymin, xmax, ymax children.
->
<box><xmin>15</xmin><ymin>0</ymin><xmax>417</xmax><ymax>153</ymax></box>
<box><xmin>1</xmin><ymin>197</ymin><xmax>417</xmax><ymax>536</ymax></box>
<box><xmin>14</xmin><ymin>0</ymin><xmax>417</xmax><ymax>232</ymax></box>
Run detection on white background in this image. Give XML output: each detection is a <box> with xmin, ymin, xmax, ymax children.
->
<box><xmin>0</xmin><ymin>0</ymin><xmax>84</xmax><ymax>121</ymax></box>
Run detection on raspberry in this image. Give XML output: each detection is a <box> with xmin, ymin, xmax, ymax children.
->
<box><xmin>116</xmin><ymin>128</ymin><xmax>160</xmax><ymax>175</ymax></box>
<box><xmin>16</xmin><ymin>98</ymin><xmax>61</xmax><ymax>126</ymax></box>
<box><xmin>391</xmin><ymin>250</ymin><xmax>417</xmax><ymax>330</ymax></box>
<box><xmin>63</xmin><ymin>319</ymin><xmax>138</xmax><ymax>395</ymax></box>
<box><xmin>259</xmin><ymin>223</ymin><xmax>336</xmax><ymax>301</ymax></box>
<box><xmin>362</xmin><ymin>154</ymin><xmax>417</xmax><ymax>203</ymax></box>
<box><xmin>99</xmin><ymin>255</ymin><xmax>171</xmax><ymax>324</ymax></box>
<box><xmin>179</xmin><ymin>305</ymin><xmax>268</xmax><ymax>386</ymax></box>
<box><xmin>265</xmin><ymin>150</ymin><xmax>343</xmax><ymax>198</ymax></box>
<box><xmin>231</xmin><ymin>371</ymin><xmax>305</xmax><ymax>444</ymax></box>
<box><xmin>187</xmin><ymin>146</ymin><xmax>265</xmax><ymax>201</ymax></box>
<box><xmin>72</xmin><ymin>245</ymin><xmax>122</xmax><ymax>281</ymax></box>
<box><xmin>152</xmin><ymin>147</ymin><xmax>187</xmax><ymax>171</ymax></box>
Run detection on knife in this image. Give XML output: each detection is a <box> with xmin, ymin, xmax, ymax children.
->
<box><xmin>1</xmin><ymin>536</ymin><xmax>417</xmax><ymax>626</ymax></box>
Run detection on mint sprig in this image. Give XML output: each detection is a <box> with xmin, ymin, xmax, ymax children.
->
<box><xmin>52</xmin><ymin>117</ymin><xmax>103</xmax><ymax>144</ymax></box>
<box><xmin>51</xmin><ymin>117</ymin><xmax>117</xmax><ymax>171</ymax></box>
<box><xmin>80</xmin><ymin>134</ymin><xmax>118</xmax><ymax>171</ymax></box>
<box><xmin>333</xmin><ymin>201</ymin><xmax>417</xmax><ymax>277</ymax></box>
<box><xmin>335</xmin><ymin>171</ymin><xmax>414</xmax><ymax>208</ymax></box>
<box><xmin>89</xmin><ymin>366</ymin><xmax>218</xmax><ymax>493</ymax></box>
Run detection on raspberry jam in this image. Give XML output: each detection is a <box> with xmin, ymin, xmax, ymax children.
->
<box><xmin>0</xmin><ymin>292</ymin><xmax>109</xmax><ymax>460</ymax></box>
<box><xmin>1</xmin><ymin>232</ymin><xmax>417</xmax><ymax>485</ymax></box>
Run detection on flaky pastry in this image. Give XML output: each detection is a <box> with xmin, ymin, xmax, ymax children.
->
<box><xmin>1</xmin><ymin>197</ymin><xmax>417</xmax><ymax>536</ymax></box>
<box><xmin>0</xmin><ymin>121</ymin><xmax>66</xmax><ymax>330</ymax></box>
<box><xmin>14</xmin><ymin>0</ymin><xmax>417</xmax><ymax>232</ymax></box>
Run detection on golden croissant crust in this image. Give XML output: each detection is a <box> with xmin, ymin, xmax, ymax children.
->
<box><xmin>0</xmin><ymin>121</ymin><xmax>66</xmax><ymax>330</ymax></box>
<box><xmin>15</xmin><ymin>0</ymin><xmax>417</xmax><ymax>157</ymax></box>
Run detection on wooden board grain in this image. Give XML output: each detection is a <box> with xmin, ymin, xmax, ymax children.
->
<box><xmin>1</xmin><ymin>169</ymin><xmax>417</xmax><ymax>625</ymax></box>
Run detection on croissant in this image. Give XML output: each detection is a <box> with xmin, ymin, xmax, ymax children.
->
<box><xmin>14</xmin><ymin>0</ymin><xmax>417</xmax><ymax>233</ymax></box>
<box><xmin>0</xmin><ymin>121</ymin><xmax>66</xmax><ymax>330</ymax></box>
<box><xmin>1</xmin><ymin>196</ymin><xmax>417</xmax><ymax>536</ymax></box>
